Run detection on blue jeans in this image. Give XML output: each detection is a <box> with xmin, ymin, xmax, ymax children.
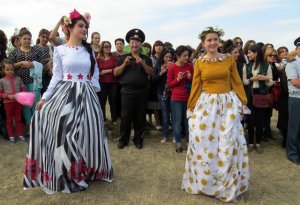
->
<box><xmin>157</xmin><ymin>94</ymin><xmax>171</xmax><ymax>137</ymax></box>
<box><xmin>171</xmin><ymin>100</ymin><xmax>189</xmax><ymax>144</ymax></box>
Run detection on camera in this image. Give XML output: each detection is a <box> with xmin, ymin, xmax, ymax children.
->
<box><xmin>130</xmin><ymin>57</ymin><xmax>136</xmax><ymax>62</ymax></box>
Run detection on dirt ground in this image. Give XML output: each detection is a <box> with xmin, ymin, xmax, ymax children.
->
<box><xmin>0</xmin><ymin>111</ymin><xmax>299</xmax><ymax>205</ymax></box>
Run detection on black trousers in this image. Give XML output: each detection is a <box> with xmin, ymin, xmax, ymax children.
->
<box><xmin>119</xmin><ymin>91</ymin><xmax>148</xmax><ymax>145</ymax></box>
<box><xmin>98</xmin><ymin>82</ymin><xmax>119</xmax><ymax>122</ymax></box>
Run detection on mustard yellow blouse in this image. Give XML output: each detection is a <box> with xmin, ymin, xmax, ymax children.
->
<box><xmin>187</xmin><ymin>54</ymin><xmax>247</xmax><ymax>111</ymax></box>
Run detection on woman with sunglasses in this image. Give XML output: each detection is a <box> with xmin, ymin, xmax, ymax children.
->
<box><xmin>97</xmin><ymin>41</ymin><xmax>119</xmax><ymax>124</ymax></box>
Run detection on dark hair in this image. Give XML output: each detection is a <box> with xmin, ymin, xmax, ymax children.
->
<box><xmin>262</xmin><ymin>43</ymin><xmax>274</xmax><ymax>54</ymax></box>
<box><xmin>99</xmin><ymin>41</ymin><xmax>112</xmax><ymax>58</ymax></box>
<box><xmin>2</xmin><ymin>58</ymin><xmax>14</xmax><ymax>69</ymax></box>
<box><xmin>10</xmin><ymin>35</ymin><xmax>19</xmax><ymax>48</ymax></box>
<box><xmin>115</xmin><ymin>38</ymin><xmax>124</xmax><ymax>45</ymax></box>
<box><xmin>0</xmin><ymin>30</ymin><xmax>8</xmax><ymax>61</ymax></box>
<box><xmin>142</xmin><ymin>42</ymin><xmax>151</xmax><ymax>55</ymax></box>
<box><xmin>164</xmin><ymin>42</ymin><xmax>173</xmax><ymax>49</ymax></box>
<box><xmin>222</xmin><ymin>39</ymin><xmax>237</xmax><ymax>54</ymax></box>
<box><xmin>36</xmin><ymin>29</ymin><xmax>50</xmax><ymax>45</ymax></box>
<box><xmin>243</xmin><ymin>40</ymin><xmax>256</xmax><ymax>56</ymax></box>
<box><xmin>157</xmin><ymin>47</ymin><xmax>175</xmax><ymax>66</ymax></box>
<box><xmin>233</xmin><ymin>37</ymin><xmax>243</xmax><ymax>48</ymax></box>
<box><xmin>256</xmin><ymin>42</ymin><xmax>264</xmax><ymax>49</ymax></box>
<box><xmin>19</xmin><ymin>28</ymin><xmax>32</xmax><ymax>38</ymax></box>
<box><xmin>175</xmin><ymin>45</ymin><xmax>189</xmax><ymax>57</ymax></box>
<box><xmin>152</xmin><ymin>40</ymin><xmax>164</xmax><ymax>56</ymax></box>
<box><xmin>68</xmin><ymin>16</ymin><xmax>95</xmax><ymax>76</ymax></box>
<box><xmin>91</xmin><ymin>32</ymin><xmax>100</xmax><ymax>45</ymax></box>
<box><xmin>277</xmin><ymin>46</ymin><xmax>289</xmax><ymax>57</ymax></box>
<box><xmin>248</xmin><ymin>44</ymin><xmax>264</xmax><ymax>70</ymax></box>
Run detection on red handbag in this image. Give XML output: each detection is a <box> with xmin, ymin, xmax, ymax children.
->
<box><xmin>252</xmin><ymin>89</ymin><xmax>273</xmax><ymax>108</ymax></box>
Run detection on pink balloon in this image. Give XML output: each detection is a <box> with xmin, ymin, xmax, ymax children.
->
<box><xmin>15</xmin><ymin>92</ymin><xmax>35</xmax><ymax>107</ymax></box>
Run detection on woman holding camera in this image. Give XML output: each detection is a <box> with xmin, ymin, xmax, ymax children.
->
<box><xmin>243</xmin><ymin>45</ymin><xmax>273</xmax><ymax>154</ymax></box>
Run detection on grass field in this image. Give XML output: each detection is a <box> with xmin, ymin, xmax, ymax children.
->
<box><xmin>0</xmin><ymin>111</ymin><xmax>299</xmax><ymax>205</ymax></box>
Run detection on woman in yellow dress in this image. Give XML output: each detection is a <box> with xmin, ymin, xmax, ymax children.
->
<box><xmin>181</xmin><ymin>27</ymin><xmax>250</xmax><ymax>202</ymax></box>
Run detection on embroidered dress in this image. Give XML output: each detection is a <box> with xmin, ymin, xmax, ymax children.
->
<box><xmin>181</xmin><ymin>55</ymin><xmax>249</xmax><ymax>202</ymax></box>
<box><xmin>23</xmin><ymin>45</ymin><xmax>113</xmax><ymax>193</ymax></box>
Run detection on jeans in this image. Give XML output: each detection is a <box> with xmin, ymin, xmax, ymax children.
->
<box><xmin>171</xmin><ymin>100</ymin><xmax>189</xmax><ymax>144</ymax></box>
<box><xmin>24</xmin><ymin>83</ymin><xmax>41</xmax><ymax>125</ymax></box>
<box><xmin>157</xmin><ymin>94</ymin><xmax>171</xmax><ymax>137</ymax></box>
<box><xmin>287</xmin><ymin>97</ymin><xmax>300</xmax><ymax>160</ymax></box>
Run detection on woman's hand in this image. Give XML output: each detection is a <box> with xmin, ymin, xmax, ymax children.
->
<box><xmin>160</xmin><ymin>64</ymin><xmax>167</xmax><ymax>75</ymax></box>
<box><xmin>257</xmin><ymin>74</ymin><xmax>269</xmax><ymax>81</ymax></box>
<box><xmin>177</xmin><ymin>72</ymin><xmax>184</xmax><ymax>81</ymax></box>
<box><xmin>186</xmin><ymin>71</ymin><xmax>192</xmax><ymax>79</ymax></box>
<box><xmin>36</xmin><ymin>99</ymin><xmax>46</xmax><ymax>110</ymax></box>
<box><xmin>22</xmin><ymin>61</ymin><xmax>33</xmax><ymax>69</ymax></box>
<box><xmin>7</xmin><ymin>95</ymin><xmax>16</xmax><ymax>100</ymax></box>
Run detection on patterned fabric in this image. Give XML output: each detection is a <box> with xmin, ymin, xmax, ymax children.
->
<box><xmin>23</xmin><ymin>80</ymin><xmax>113</xmax><ymax>193</ymax></box>
<box><xmin>9</xmin><ymin>47</ymin><xmax>43</xmax><ymax>84</ymax></box>
<box><xmin>182</xmin><ymin>91</ymin><xmax>249</xmax><ymax>202</ymax></box>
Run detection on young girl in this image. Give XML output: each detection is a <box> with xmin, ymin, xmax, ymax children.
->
<box><xmin>0</xmin><ymin>59</ymin><xmax>26</xmax><ymax>143</ymax></box>
<box><xmin>182</xmin><ymin>27</ymin><xmax>249</xmax><ymax>202</ymax></box>
<box><xmin>167</xmin><ymin>45</ymin><xmax>193</xmax><ymax>152</ymax></box>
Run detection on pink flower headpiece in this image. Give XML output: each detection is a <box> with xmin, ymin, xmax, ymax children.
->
<box><xmin>63</xmin><ymin>9</ymin><xmax>91</xmax><ymax>26</ymax></box>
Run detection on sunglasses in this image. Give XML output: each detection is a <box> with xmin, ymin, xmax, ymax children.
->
<box><xmin>236</xmin><ymin>41</ymin><xmax>243</xmax><ymax>44</ymax></box>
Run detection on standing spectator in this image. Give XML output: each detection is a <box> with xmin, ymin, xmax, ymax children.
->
<box><xmin>35</xmin><ymin>29</ymin><xmax>51</xmax><ymax>95</ymax></box>
<box><xmin>152</xmin><ymin>47</ymin><xmax>175</xmax><ymax>143</ymax></box>
<box><xmin>9</xmin><ymin>28</ymin><xmax>43</xmax><ymax>126</ymax></box>
<box><xmin>114</xmin><ymin>28</ymin><xmax>154</xmax><ymax>149</ymax></box>
<box><xmin>276</xmin><ymin>46</ymin><xmax>289</xmax><ymax>147</ymax></box>
<box><xmin>90</xmin><ymin>32</ymin><xmax>101</xmax><ymax>57</ymax></box>
<box><xmin>233</xmin><ymin>36</ymin><xmax>245</xmax><ymax>65</ymax></box>
<box><xmin>285</xmin><ymin>37</ymin><xmax>300</xmax><ymax>165</ymax></box>
<box><xmin>142</xmin><ymin>42</ymin><xmax>151</xmax><ymax>56</ymax></box>
<box><xmin>243</xmin><ymin>40</ymin><xmax>256</xmax><ymax>64</ymax></box>
<box><xmin>167</xmin><ymin>45</ymin><xmax>193</xmax><ymax>152</ymax></box>
<box><xmin>113</xmin><ymin>38</ymin><xmax>125</xmax><ymax>58</ymax></box>
<box><xmin>10</xmin><ymin>35</ymin><xmax>20</xmax><ymax>50</ymax></box>
<box><xmin>0</xmin><ymin>59</ymin><xmax>27</xmax><ymax>143</ymax></box>
<box><xmin>97</xmin><ymin>41</ymin><xmax>118</xmax><ymax>123</ymax></box>
<box><xmin>151</xmin><ymin>40</ymin><xmax>164</xmax><ymax>68</ymax></box>
<box><xmin>243</xmin><ymin>45</ymin><xmax>273</xmax><ymax>154</ymax></box>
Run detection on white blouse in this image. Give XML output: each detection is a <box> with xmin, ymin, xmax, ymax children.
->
<box><xmin>42</xmin><ymin>45</ymin><xmax>100</xmax><ymax>101</ymax></box>
<box><xmin>242</xmin><ymin>63</ymin><xmax>273</xmax><ymax>88</ymax></box>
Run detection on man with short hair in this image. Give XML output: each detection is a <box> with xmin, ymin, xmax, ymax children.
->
<box><xmin>114</xmin><ymin>29</ymin><xmax>154</xmax><ymax>149</ymax></box>
<box><xmin>286</xmin><ymin>37</ymin><xmax>300</xmax><ymax>165</ymax></box>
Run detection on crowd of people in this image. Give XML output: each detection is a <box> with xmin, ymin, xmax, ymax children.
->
<box><xmin>0</xmin><ymin>8</ymin><xmax>300</xmax><ymax>202</ymax></box>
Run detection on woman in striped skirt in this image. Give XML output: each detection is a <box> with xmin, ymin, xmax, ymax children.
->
<box><xmin>23</xmin><ymin>9</ymin><xmax>113</xmax><ymax>194</ymax></box>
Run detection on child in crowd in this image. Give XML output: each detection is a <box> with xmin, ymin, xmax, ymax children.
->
<box><xmin>0</xmin><ymin>59</ymin><xmax>26</xmax><ymax>144</ymax></box>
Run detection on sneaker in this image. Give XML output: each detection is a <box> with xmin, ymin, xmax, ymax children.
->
<box><xmin>172</xmin><ymin>137</ymin><xmax>176</xmax><ymax>143</ymax></box>
<box><xmin>19</xmin><ymin>136</ymin><xmax>27</xmax><ymax>143</ymax></box>
<box><xmin>160</xmin><ymin>137</ymin><xmax>168</xmax><ymax>143</ymax></box>
<box><xmin>156</xmin><ymin>125</ymin><xmax>162</xmax><ymax>130</ymax></box>
<box><xmin>9</xmin><ymin>137</ymin><xmax>16</xmax><ymax>144</ymax></box>
<box><xmin>256</xmin><ymin>146</ymin><xmax>264</xmax><ymax>154</ymax></box>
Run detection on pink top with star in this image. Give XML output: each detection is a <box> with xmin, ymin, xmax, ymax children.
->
<box><xmin>42</xmin><ymin>45</ymin><xmax>100</xmax><ymax>101</ymax></box>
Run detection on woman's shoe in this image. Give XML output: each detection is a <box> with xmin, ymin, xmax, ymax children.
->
<box><xmin>176</xmin><ymin>143</ymin><xmax>183</xmax><ymax>153</ymax></box>
<box><xmin>248</xmin><ymin>145</ymin><xmax>254</xmax><ymax>152</ymax></box>
<box><xmin>160</xmin><ymin>137</ymin><xmax>167</xmax><ymax>143</ymax></box>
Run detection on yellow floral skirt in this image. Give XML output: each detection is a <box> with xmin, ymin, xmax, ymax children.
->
<box><xmin>182</xmin><ymin>91</ymin><xmax>249</xmax><ymax>202</ymax></box>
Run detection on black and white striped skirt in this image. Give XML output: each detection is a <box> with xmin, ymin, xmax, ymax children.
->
<box><xmin>23</xmin><ymin>81</ymin><xmax>113</xmax><ymax>194</ymax></box>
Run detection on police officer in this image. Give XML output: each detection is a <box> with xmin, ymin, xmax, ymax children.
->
<box><xmin>114</xmin><ymin>29</ymin><xmax>154</xmax><ymax>149</ymax></box>
<box><xmin>286</xmin><ymin>37</ymin><xmax>300</xmax><ymax>165</ymax></box>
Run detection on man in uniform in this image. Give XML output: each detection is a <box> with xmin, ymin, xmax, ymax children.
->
<box><xmin>114</xmin><ymin>29</ymin><xmax>154</xmax><ymax>149</ymax></box>
<box><xmin>286</xmin><ymin>37</ymin><xmax>300</xmax><ymax>165</ymax></box>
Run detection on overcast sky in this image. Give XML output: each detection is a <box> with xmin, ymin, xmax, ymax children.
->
<box><xmin>1</xmin><ymin>0</ymin><xmax>300</xmax><ymax>51</ymax></box>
